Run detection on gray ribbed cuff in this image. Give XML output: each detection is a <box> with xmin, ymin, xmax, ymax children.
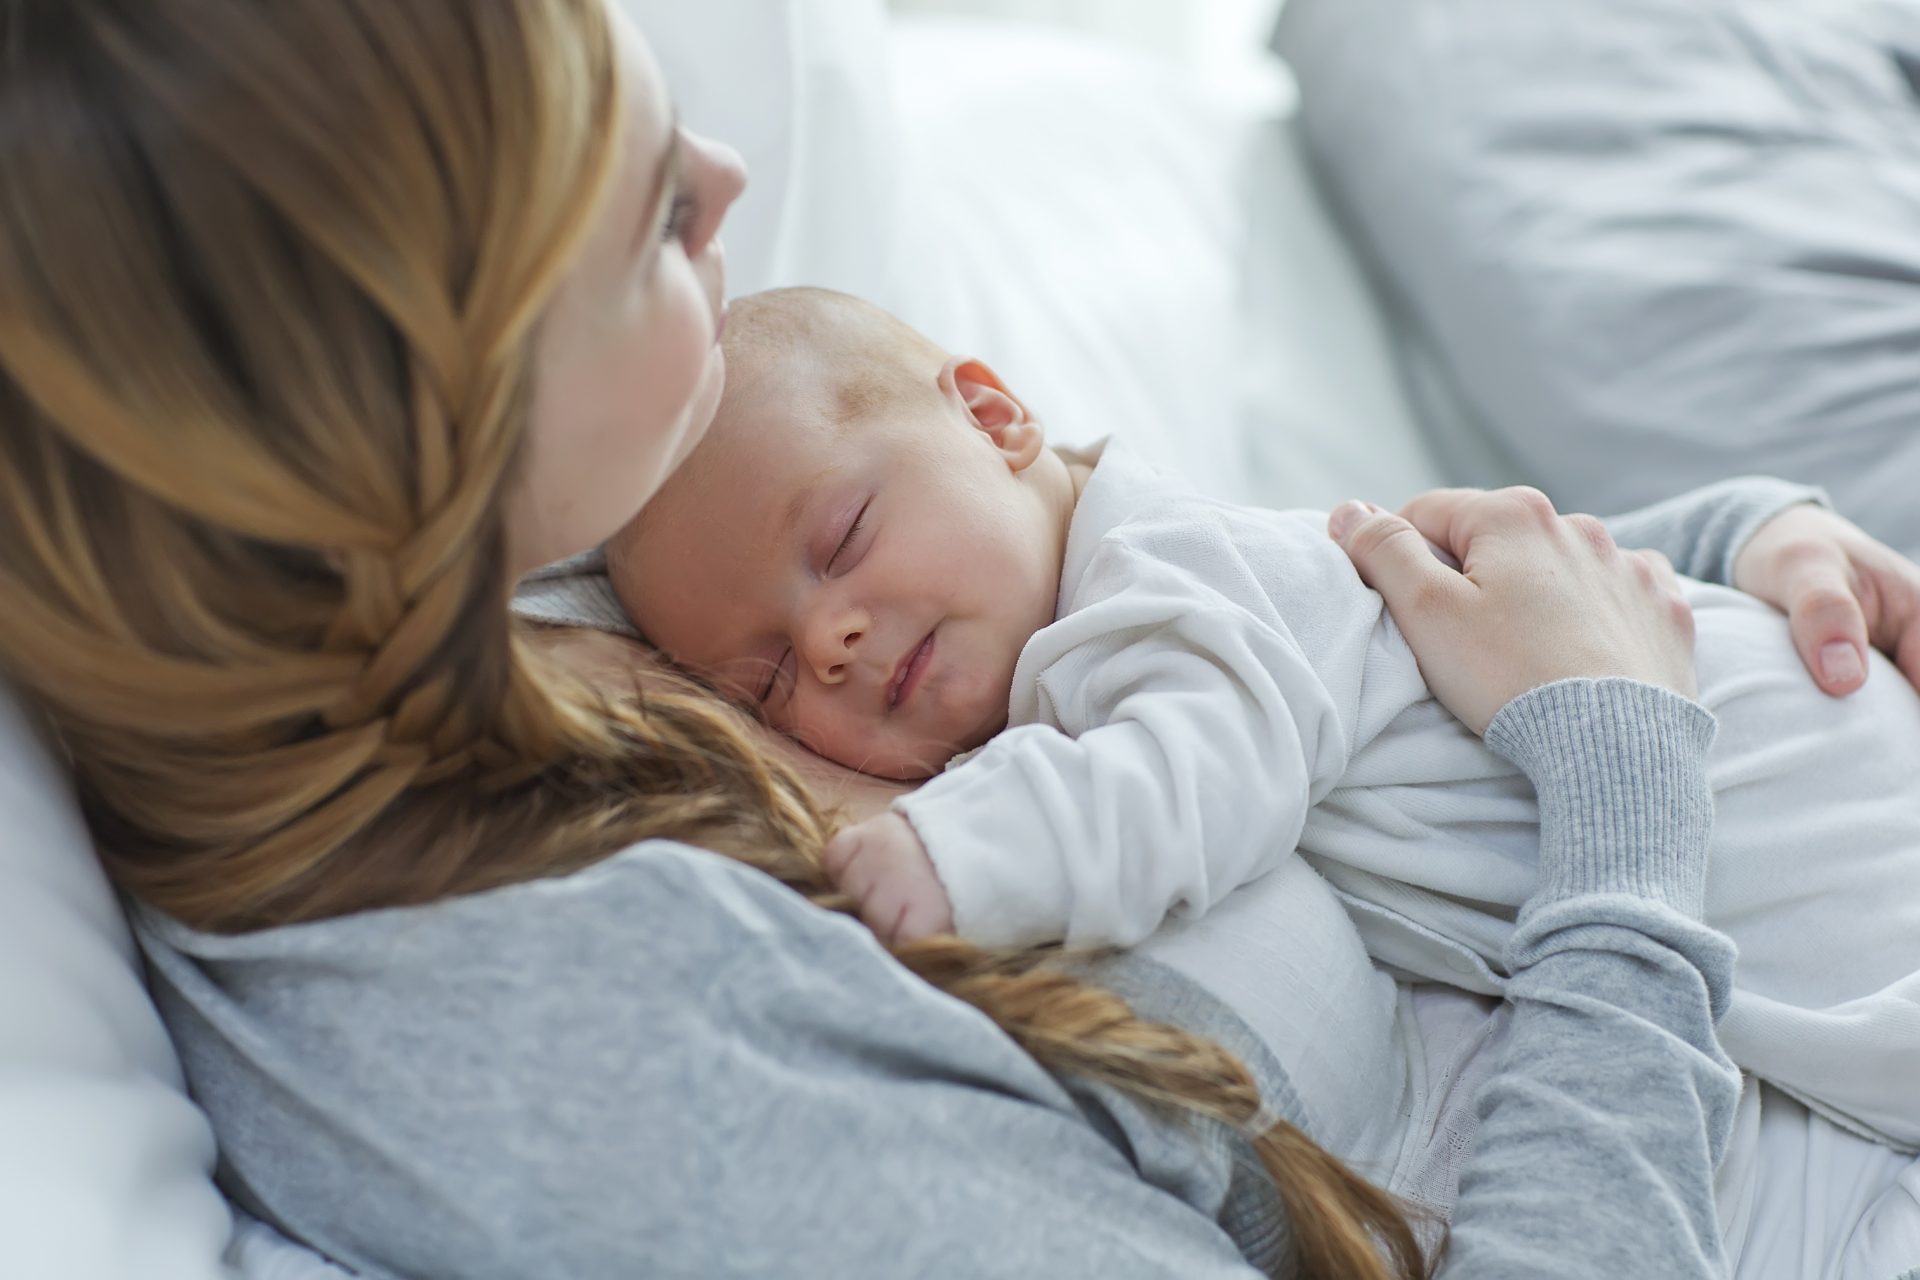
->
<box><xmin>1704</xmin><ymin>480</ymin><xmax>1829</xmax><ymax>589</ymax></box>
<box><xmin>1486</xmin><ymin>678</ymin><xmax>1718</xmax><ymax>919</ymax></box>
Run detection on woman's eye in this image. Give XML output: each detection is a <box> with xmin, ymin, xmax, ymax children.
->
<box><xmin>826</xmin><ymin>503</ymin><xmax>870</xmax><ymax>574</ymax></box>
<box><xmin>662</xmin><ymin>192</ymin><xmax>699</xmax><ymax>247</ymax></box>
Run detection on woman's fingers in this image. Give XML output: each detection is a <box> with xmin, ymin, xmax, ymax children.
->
<box><xmin>1894</xmin><ymin>626</ymin><xmax>1920</xmax><ymax>693</ymax></box>
<box><xmin>1853</xmin><ymin>540</ymin><xmax>1920</xmax><ymax>694</ymax></box>
<box><xmin>1755</xmin><ymin>533</ymin><xmax>1871</xmax><ymax>695</ymax></box>
<box><xmin>1791</xmin><ymin>590</ymin><xmax>1871</xmax><ymax>696</ymax></box>
<box><xmin>1329</xmin><ymin>501</ymin><xmax>1471</xmax><ymax>615</ymax></box>
<box><xmin>1397</xmin><ymin>485</ymin><xmax>1560</xmax><ymax>564</ymax></box>
<box><xmin>1336</xmin><ymin>485</ymin><xmax>1700</xmax><ymax>733</ymax></box>
<box><xmin>1730</xmin><ymin>504</ymin><xmax>1920</xmax><ymax>697</ymax></box>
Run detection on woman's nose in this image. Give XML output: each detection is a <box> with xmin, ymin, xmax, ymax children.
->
<box><xmin>682</xmin><ymin>131</ymin><xmax>747</xmax><ymax>260</ymax></box>
<box><xmin>800</xmin><ymin>605</ymin><xmax>868</xmax><ymax>686</ymax></box>
<box><xmin>702</xmin><ymin>136</ymin><xmax>748</xmax><ymax>213</ymax></box>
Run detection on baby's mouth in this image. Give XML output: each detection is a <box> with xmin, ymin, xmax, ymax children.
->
<box><xmin>887</xmin><ymin>630</ymin><xmax>936</xmax><ymax>709</ymax></box>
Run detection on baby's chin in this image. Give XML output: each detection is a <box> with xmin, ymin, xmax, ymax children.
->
<box><xmin>802</xmin><ymin>714</ymin><xmax>996</xmax><ymax>782</ymax></box>
<box><xmin>853</xmin><ymin>711</ymin><xmax>1010</xmax><ymax>782</ymax></box>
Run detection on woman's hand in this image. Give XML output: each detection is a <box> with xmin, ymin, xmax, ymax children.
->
<box><xmin>1329</xmin><ymin>487</ymin><xmax>1697</xmax><ymax>734</ymax></box>
<box><xmin>1732</xmin><ymin>503</ymin><xmax>1920</xmax><ymax>697</ymax></box>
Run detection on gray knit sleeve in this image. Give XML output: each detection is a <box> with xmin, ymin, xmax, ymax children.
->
<box><xmin>1602</xmin><ymin>476</ymin><xmax>1828</xmax><ymax>586</ymax></box>
<box><xmin>1437</xmin><ymin>677</ymin><xmax>1739</xmax><ymax>1279</ymax></box>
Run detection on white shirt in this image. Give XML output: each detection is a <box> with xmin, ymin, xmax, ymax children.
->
<box><xmin>896</xmin><ymin>446</ymin><xmax>1920</xmax><ymax>1154</ymax></box>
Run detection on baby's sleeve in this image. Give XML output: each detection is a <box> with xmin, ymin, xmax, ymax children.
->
<box><xmin>895</xmin><ymin>543</ymin><xmax>1353</xmax><ymax>949</ymax></box>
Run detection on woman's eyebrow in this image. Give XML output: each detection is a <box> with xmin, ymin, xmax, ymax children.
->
<box><xmin>629</xmin><ymin>108</ymin><xmax>684</xmax><ymax>262</ymax></box>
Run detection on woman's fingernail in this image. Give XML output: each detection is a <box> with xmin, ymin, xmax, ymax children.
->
<box><xmin>1329</xmin><ymin>500</ymin><xmax>1368</xmax><ymax>541</ymax></box>
<box><xmin>1820</xmin><ymin>640</ymin><xmax>1864</xmax><ymax>686</ymax></box>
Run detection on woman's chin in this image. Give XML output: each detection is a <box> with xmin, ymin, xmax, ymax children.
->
<box><xmin>670</xmin><ymin>344</ymin><xmax>727</xmax><ymax>473</ymax></box>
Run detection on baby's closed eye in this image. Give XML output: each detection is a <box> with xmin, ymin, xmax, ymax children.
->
<box><xmin>755</xmin><ymin>648</ymin><xmax>795</xmax><ymax>705</ymax></box>
<box><xmin>824</xmin><ymin>498</ymin><xmax>874</xmax><ymax>576</ymax></box>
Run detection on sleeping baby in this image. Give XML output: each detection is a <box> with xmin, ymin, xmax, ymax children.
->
<box><xmin>609</xmin><ymin>286</ymin><xmax>1920</xmax><ymax>1153</ymax></box>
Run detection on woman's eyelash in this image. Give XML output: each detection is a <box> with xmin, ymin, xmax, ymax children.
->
<box><xmin>827</xmin><ymin>505</ymin><xmax>869</xmax><ymax>573</ymax></box>
<box><xmin>662</xmin><ymin>192</ymin><xmax>698</xmax><ymax>246</ymax></box>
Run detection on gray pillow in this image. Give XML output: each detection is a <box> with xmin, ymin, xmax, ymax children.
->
<box><xmin>1276</xmin><ymin>0</ymin><xmax>1920</xmax><ymax>555</ymax></box>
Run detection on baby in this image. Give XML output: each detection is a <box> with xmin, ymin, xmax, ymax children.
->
<box><xmin>610</xmin><ymin>287</ymin><xmax>1920</xmax><ymax>1153</ymax></box>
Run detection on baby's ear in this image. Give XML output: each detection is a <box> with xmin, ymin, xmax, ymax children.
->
<box><xmin>942</xmin><ymin>356</ymin><xmax>1044</xmax><ymax>472</ymax></box>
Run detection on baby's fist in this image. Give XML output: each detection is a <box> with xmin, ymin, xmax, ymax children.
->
<box><xmin>822</xmin><ymin>812</ymin><xmax>953</xmax><ymax>944</ymax></box>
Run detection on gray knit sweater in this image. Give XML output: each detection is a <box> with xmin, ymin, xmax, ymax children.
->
<box><xmin>133</xmin><ymin>478</ymin><xmax>1814</xmax><ymax>1278</ymax></box>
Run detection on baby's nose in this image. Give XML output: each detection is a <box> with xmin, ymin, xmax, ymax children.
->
<box><xmin>803</xmin><ymin>608</ymin><xmax>868</xmax><ymax>686</ymax></box>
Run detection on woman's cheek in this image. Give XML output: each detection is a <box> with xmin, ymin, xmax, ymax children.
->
<box><xmin>634</xmin><ymin>284</ymin><xmax>709</xmax><ymax>427</ymax></box>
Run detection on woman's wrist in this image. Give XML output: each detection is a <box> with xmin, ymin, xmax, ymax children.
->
<box><xmin>1486</xmin><ymin>678</ymin><xmax>1717</xmax><ymax>919</ymax></box>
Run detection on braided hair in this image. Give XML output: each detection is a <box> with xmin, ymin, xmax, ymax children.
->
<box><xmin>0</xmin><ymin>3</ymin><xmax>1425</xmax><ymax>1276</ymax></box>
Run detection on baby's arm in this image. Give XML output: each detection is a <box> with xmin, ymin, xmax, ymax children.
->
<box><xmin>882</xmin><ymin>559</ymin><xmax>1352</xmax><ymax>950</ymax></box>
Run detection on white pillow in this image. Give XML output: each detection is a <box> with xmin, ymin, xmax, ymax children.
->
<box><xmin>626</xmin><ymin>0</ymin><xmax>900</xmax><ymax>303</ymax></box>
<box><xmin>877</xmin><ymin>18</ymin><xmax>1257</xmax><ymax>499</ymax></box>
<box><xmin>877</xmin><ymin>16</ymin><xmax>1445</xmax><ymax>510</ymax></box>
<box><xmin>0</xmin><ymin>683</ymin><xmax>233</xmax><ymax>1280</ymax></box>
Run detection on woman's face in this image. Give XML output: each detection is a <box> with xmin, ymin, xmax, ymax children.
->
<box><xmin>507</xmin><ymin>6</ymin><xmax>746</xmax><ymax>577</ymax></box>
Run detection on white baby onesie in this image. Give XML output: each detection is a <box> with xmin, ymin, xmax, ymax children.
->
<box><xmin>895</xmin><ymin>447</ymin><xmax>1920</xmax><ymax>1152</ymax></box>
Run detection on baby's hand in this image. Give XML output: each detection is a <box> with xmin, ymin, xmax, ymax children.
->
<box><xmin>822</xmin><ymin>813</ymin><xmax>953</xmax><ymax>944</ymax></box>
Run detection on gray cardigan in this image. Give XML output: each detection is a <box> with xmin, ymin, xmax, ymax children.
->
<box><xmin>134</xmin><ymin>478</ymin><xmax>1815</xmax><ymax>1278</ymax></box>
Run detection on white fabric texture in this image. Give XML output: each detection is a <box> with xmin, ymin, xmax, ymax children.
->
<box><xmin>897</xmin><ymin>446</ymin><xmax>1920</xmax><ymax>1153</ymax></box>
<box><xmin>0</xmin><ymin>684</ymin><xmax>234</xmax><ymax>1280</ymax></box>
<box><xmin>1728</xmin><ymin>1084</ymin><xmax>1920</xmax><ymax>1280</ymax></box>
<box><xmin>226</xmin><ymin>1213</ymin><xmax>356</xmax><ymax>1280</ymax></box>
<box><xmin>1131</xmin><ymin>852</ymin><xmax>1412</xmax><ymax>1183</ymax></box>
<box><xmin>881</xmin><ymin>17</ymin><xmax>1446</xmax><ymax>512</ymax></box>
<box><xmin>1376</xmin><ymin>1005</ymin><xmax>1920</xmax><ymax>1279</ymax></box>
<box><xmin>629</xmin><ymin>0</ymin><xmax>898</xmax><ymax>306</ymax></box>
<box><xmin>896</xmin><ymin>446</ymin><xmax>1427</xmax><ymax>949</ymax></box>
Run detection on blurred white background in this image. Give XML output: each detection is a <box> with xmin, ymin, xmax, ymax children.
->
<box><xmin>887</xmin><ymin>0</ymin><xmax>1287</xmax><ymax>89</ymax></box>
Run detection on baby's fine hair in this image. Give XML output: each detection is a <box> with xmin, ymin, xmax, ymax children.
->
<box><xmin>719</xmin><ymin>287</ymin><xmax>952</xmax><ymax>428</ymax></box>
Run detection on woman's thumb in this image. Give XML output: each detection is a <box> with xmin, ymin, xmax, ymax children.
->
<box><xmin>1329</xmin><ymin>501</ymin><xmax>1466</xmax><ymax>614</ymax></box>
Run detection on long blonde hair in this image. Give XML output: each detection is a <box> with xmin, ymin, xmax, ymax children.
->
<box><xmin>0</xmin><ymin>3</ymin><xmax>1424</xmax><ymax>1276</ymax></box>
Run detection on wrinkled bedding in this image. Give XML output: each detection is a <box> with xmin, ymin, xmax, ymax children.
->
<box><xmin>1278</xmin><ymin>0</ymin><xmax>1920</xmax><ymax>557</ymax></box>
<box><xmin>1278</xmin><ymin>4</ymin><xmax>1920</xmax><ymax>1275</ymax></box>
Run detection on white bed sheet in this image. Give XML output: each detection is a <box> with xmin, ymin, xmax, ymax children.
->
<box><xmin>1729</xmin><ymin>1084</ymin><xmax>1920</xmax><ymax>1280</ymax></box>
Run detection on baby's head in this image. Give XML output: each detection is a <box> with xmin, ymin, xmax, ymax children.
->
<box><xmin>609</xmin><ymin>287</ymin><xmax>1074</xmax><ymax>780</ymax></box>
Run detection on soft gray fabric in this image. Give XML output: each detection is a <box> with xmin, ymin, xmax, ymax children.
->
<box><xmin>1450</xmin><ymin>678</ymin><xmax>1737</xmax><ymax>1277</ymax></box>
<box><xmin>513</xmin><ymin>547</ymin><xmax>635</xmax><ymax>637</ymax></box>
<box><xmin>132</xmin><ymin>674</ymin><xmax>1738</xmax><ymax>1279</ymax></box>
<box><xmin>1277</xmin><ymin>0</ymin><xmax>1920</xmax><ymax>557</ymax></box>
<box><xmin>140</xmin><ymin>849</ymin><xmax>1269</xmax><ymax>1279</ymax></box>
<box><xmin>1601</xmin><ymin>475</ymin><xmax>1828</xmax><ymax>587</ymax></box>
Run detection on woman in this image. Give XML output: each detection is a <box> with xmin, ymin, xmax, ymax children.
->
<box><xmin>1</xmin><ymin>2</ymin><xmax>1915</xmax><ymax>1277</ymax></box>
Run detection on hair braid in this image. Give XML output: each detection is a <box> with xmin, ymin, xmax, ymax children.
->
<box><xmin>0</xmin><ymin>3</ymin><xmax>1427</xmax><ymax>1277</ymax></box>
